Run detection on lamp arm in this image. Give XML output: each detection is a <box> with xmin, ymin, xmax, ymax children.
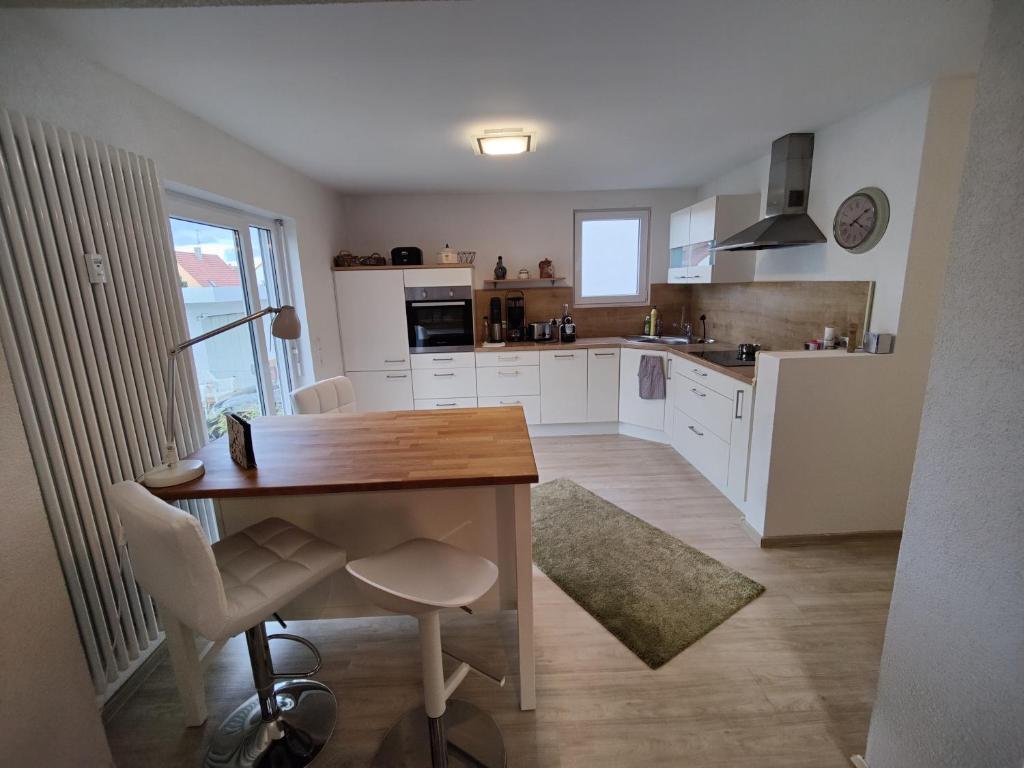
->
<box><xmin>159</xmin><ymin>305</ymin><xmax>284</xmax><ymax>465</ymax></box>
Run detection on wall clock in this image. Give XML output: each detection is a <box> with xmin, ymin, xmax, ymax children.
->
<box><xmin>833</xmin><ymin>187</ymin><xmax>890</xmax><ymax>253</ymax></box>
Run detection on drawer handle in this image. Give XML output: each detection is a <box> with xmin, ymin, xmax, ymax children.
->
<box><xmin>433</xmin><ymin>372</ymin><xmax>456</xmax><ymax>377</ymax></box>
<box><xmin>499</xmin><ymin>400</ymin><xmax>522</xmax><ymax>405</ymax></box>
<box><xmin>691</xmin><ymin>368</ymin><xmax>708</xmax><ymax>377</ymax></box>
<box><xmin>435</xmin><ymin>402</ymin><xmax>457</xmax><ymax>407</ymax></box>
<box><xmin>385</xmin><ymin>358</ymin><xmax>406</xmax><ymax>363</ymax></box>
<box><xmin>666</xmin><ymin>358</ymin><xmax>672</xmax><ymax>379</ymax></box>
<box><xmin>688</xmin><ymin>425</ymin><xmax>704</xmax><ymax>437</ymax></box>
<box><xmin>554</xmin><ymin>354</ymin><xmax>575</xmax><ymax>358</ymax></box>
<box><xmin>386</xmin><ymin>374</ymin><xmax>407</xmax><ymax>379</ymax></box>
<box><xmin>594</xmin><ymin>352</ymin><xmax>615</xmax><ymax>357</ymax></box>
<box><xmin>690</xmin><ymin>387</ymin><xmax>706</xmax><ymax>398</ymax></box>
<box><xmin>735</xmin><ymin>389</ymin><xmax>744</xmax><ymax>418</ymax></box>
<box><xmin>498</xmin><ymin>370</ymin><xmax>520</xmax><ymax>376</ymax></box>
<box><xmin>497</xmin><ymin>355</ymin><xmax>519</xmax><ymax>361</ymax></box>
<box><xmin>432</xmin><ymin>357</ymin><xmax>454</xmax><ymax>362</ymax></box>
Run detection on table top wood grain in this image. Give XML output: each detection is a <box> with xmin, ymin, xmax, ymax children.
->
<box><xmin>152</xmin><ymin>407</ymin><xmax>539</xmax><ymax>501</ymax></box>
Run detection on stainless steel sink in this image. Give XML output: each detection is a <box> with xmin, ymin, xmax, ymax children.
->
<box><xmin>623</xmin><ymin>335</ymin><xmax>716</xmax><ymax>345</ymax></box>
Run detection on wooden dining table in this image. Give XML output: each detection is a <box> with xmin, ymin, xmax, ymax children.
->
<box><xmin>153</xmin><ymin>406</ymin><xmax>539</xmax><ymax>726</ymax></box>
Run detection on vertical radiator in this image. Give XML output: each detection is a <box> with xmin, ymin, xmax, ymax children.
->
<box><xmin>0</xmin><ymin>108</ymin><xmax>214</xmax><ymax>698</ymax></box>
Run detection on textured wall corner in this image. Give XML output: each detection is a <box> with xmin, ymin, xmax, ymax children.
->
<box><xmin>865</xmin><ymin>1</ymin><xmax>1024</xmax><ymax>766</ymax></box>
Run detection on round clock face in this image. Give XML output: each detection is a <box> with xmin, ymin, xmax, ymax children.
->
<box><xmin>834</xmin><ymin>187</ymin><xmax>889</xmax><ymax>253</ymax></box>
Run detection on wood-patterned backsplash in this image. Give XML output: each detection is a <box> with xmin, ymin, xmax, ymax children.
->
<box><xmin>474</xmin><ymin>281</ymin><xmax>872</xmax><ymax>350</ymax></box>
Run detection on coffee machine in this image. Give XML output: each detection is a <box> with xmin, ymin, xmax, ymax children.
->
<box><xmin>505</xmin><ymin>291</ymin><xmax>526</xmax><ymax>342</ymax></box>
<box><xmin>488</xmin><ymin>296</ymin><xmax>504</xmax><ymax>343</ymax></box>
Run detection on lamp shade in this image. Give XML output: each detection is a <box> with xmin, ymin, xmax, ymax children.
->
<box><xmin>271</xmin><ymin>305</ymin><xmax>302</xmax><ymax>340</ymax></box>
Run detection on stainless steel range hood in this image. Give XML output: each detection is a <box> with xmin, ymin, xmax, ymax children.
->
<box><xmin>714</xmin><ymin>133</ymin><xmax>826</xmax><ymax>251</ymax></box>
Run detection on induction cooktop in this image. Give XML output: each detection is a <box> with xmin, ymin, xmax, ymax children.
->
<box><xmin>691</xmin><ymin>350</ymin><xmax>756</xmax><ymax>368</ymax></box>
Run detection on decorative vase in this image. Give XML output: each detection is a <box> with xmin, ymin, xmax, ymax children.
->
<box><xmin>518</xmin><ymin>268</ymin><xmax>530</xmax><ymax>280</ymax></box>
<box><xmin>494</xmin><ymin>255</ymin><xmax>507</xmax><ymax>280</ymax></box>
<box><xmin>538</xmin><ymin>258</ymin><xmax>554</xmax><ymax>279</ymax></box>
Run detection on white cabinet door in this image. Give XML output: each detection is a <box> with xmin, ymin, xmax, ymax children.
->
<box><xmin>669</xmin><ymin>208</ymin><xmax>691</xmax><ymax>249</ymax></box>
<box><xmin>478</xmin><ymin>395</ymin><xmax>541</xmax><ymax>425</ymax></box>
<box><xmin>403</xmin><ymin>267</ymin><xmax>473</xmax><ymax>288</ymax></box>
<box><xmin>726</xmin><ymin>383</ymin><xmax>754</xmax><ymax>506</ymax></box>
<box><xmin>335</xmin><ymin>271</ymin><xmax>409</xmax><ymax>372</ymax></box>
<box><xmin>347</xmin><ymin>370</ymin><xmax>414</xmax><ymax>412</ymax></box>
<box><xmin>587</xmin><ymin>348</ymin><xmax>620</xmax><ymax>422</ymax></box>
<box><xmin>540</xmin><ymin>350</ymin><xmax>588</xmax><ymax>424</ymax></box>
<box><xmin>618</xmin><ymin>347</ymin><xmax>666</xmax><ymax>431</ymax></box>
<box><xmin>688</xmin><ymin>197</ymin><xmax>717</xmax><ymax>244</ymax></box>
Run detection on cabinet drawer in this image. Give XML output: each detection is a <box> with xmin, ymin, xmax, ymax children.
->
<box><xmin>670</xmin><ymin>408</ymin><xmax>729</xmax><ymax>489</ymax></box>
<box><xmin>347</xmin><ymin>370</ymin><xmax>414</xmax><ymax>413</ymax></box>
<box><xmin>411</xmin><ymin>352</ymin><xmax>476</xmax><ymax>370</ymax></box>
<box><xmin>475</xmin><ymin>351</ymin><xmax>539</xmax><ymax>368</ymax></box>
<box><xmin>676</xmin><ymin>356</ymin><xmax>744</xmax><ymax>398</ymax></box>
<box><xmin>414</xmin><ymin>397</ymin><xmax>478</xmax><ymax>411</ymax></box>
<box><xmin>476</xmin><ymin>365</ymin><xmax>540</xmax><ymax>397</ymax></box>
<box><xmin>674</xmin><ymin>380</ymin><xmax>733</xmax><ymax>441</ymax></box>
<box><xmin>412</xmin><ymin>367</ymin><xmax>477</xmax><ymax>399</ymax></box>
<box><xmin>478</xmin><ymin>395</ymin><xmax>540</xmax><ymax>425</ymax></box>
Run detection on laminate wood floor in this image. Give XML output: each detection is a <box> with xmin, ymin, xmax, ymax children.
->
<box><xmin>105</xmin><ymin>435</ymin><xmax>899</xmax><ymax>767</ymax></box>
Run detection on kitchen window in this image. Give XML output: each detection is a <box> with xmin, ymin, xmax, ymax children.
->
<box><xmin>167</xmin><ymin>194</ymin><xmax>296</xmax><ymax>438</ymax></box>
<box><xmin>573</xmin><ymin>208</ymin><xmax>651</xmax><ymax>307</ymax></box>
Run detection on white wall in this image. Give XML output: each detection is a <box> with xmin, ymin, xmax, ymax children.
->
<box><xmin>698</xmin><ymin>84</ymin><xmax>933</xmax><ymax>336</ymax></box>
<box><xmin>741</xmin><ymin>77</ymin><xmax>977</xmax><ymax>539</ymax></box>
<box><xmin>342</xmin><ymin>188</ymin><xmax>695</xmax><ymax>290</ymax></box>
<box><xmin>0</xmin><ymin>346</ymin><xmax>114</xmax><ymax>766</ymax></box>
<box><xmin>867</xmin><ymin>2</ymin><xmax>1024</xmax><ymax>764</ymax></box>
<box><xmin>0</xmin><ymin>14</ymin><xmax>347</xmax><ymax>382</ymax></box>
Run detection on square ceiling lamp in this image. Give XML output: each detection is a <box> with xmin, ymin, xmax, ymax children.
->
<box><xmin>472</xmin><ymin>128</ymin><xmax>536</xmax><ymax>156</ymax></box>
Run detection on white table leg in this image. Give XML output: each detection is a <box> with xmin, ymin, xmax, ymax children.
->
<box><xmin>160</xmin><ymin>606</ymin><xmax>208</xmax><ymax>726</ymax></box>
<box><xmin>499</xmin><ymin>483</ymin><xmax>535</xmax><ymax>710</ymax></box>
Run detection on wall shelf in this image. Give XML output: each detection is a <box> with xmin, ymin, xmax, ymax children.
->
<box><xmin>482</xmin><ymin>277</ymin><xmax>566</xmax><ymax>289</ymax></box>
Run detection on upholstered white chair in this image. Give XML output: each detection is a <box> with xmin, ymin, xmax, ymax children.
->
<box><xmin>108</xmin><ymin>481</ymin><xmax>347</xmax><ymax>767</ymax></box>
<box><xmin>290</xmin><ymin>375</ymin><xmax>357</xmax><ymax>414</ymax></box>
<box><xmin>346</xmin><ymin>538</ymin><xmax>505</xmax><ymax>768</ymax></box>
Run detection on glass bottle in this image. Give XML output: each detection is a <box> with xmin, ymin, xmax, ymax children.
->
<box><xmin>494</xmin><ymin>255</ymin><xmax>507</xmax><ymax>280</ymax></box>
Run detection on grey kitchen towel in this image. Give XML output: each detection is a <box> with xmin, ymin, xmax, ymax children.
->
<box><xmin>638</xmin><ymin>354</ymin><xmax>666</xmax><ymax>400</ymax></box>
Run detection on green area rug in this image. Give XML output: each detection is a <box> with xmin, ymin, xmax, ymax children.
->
<box><xmin>531</xmin><ymin>478</ymin><xmax>765</xmax><ymax>669</ymax></box>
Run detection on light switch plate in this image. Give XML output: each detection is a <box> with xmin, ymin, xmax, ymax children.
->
<box><xmin>85</xmin><ymin>253</ymin><xmax>107</xmax><ymax>284</ymax></box>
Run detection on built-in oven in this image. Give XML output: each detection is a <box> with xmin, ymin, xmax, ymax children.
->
<box><xmin>405</xmin><ymin>285</ymin><xmax>475</xmax><ymax>352</ymax></box>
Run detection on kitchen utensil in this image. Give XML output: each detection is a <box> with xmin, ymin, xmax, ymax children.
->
<box><xmin>488</xmin><ymin>296</ymin><xmax>504</xmax><ymax>343</ymax></box>
<box><xmin>436</xmin><ymin>243</ymin><xmax>459</xmax><ymax>264</ymax></box>
<box><xmin>528</xmin><ymin>321</ymin><xmax>555</xmax><ymax>342</ymax></box>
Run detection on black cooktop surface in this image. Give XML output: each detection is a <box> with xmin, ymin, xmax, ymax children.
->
<box><xmin>691</xmin><ymin>350</ymin><xmax>756</xmax><ymax>368</ymax></box>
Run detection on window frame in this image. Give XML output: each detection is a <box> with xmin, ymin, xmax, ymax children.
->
<box><xmin>573</xmin><ymin>207</ymin><xmax>652</xmax><ymax>308</ymax></box>
<box><xmin>165</xmin><ymin>193</ymin><xmax>297</xmax><ymax>420</ymax></box>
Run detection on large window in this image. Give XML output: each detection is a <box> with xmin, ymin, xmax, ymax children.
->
<box><xmin>573</xmin><ymin>208</ymin><xmax>651</xmax><ymax>306</ymax></box>
<box><xmin>168</xmin><ymin>196</ymin><xmax>295</xmax><ymax>438</ymax></box>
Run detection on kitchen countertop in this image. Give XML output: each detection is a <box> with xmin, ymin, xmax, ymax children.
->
<box><xmin>475</xmin><ymin>337</ymin><xmax>757</xmax><ymax>383</ymax></box>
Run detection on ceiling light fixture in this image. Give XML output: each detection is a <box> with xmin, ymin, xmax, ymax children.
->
<box><xmin>472</xmin><ymin>128</ymin><xmax>536</xmax><ymax>156</ymax></box>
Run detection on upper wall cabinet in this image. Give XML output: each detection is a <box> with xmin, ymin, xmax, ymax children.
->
<box><xmin>668</xmin><ymin>193</ymin><xmax>760</xmax><ymax>284</ymax></box>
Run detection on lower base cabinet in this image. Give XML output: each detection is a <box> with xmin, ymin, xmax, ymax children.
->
<box><xmin>347</xmin><ymin>370</ymin><xmax>414</xmax><ymax>412</ymax></box>
<box><xmin>618</xmin><ymin>347</ymin><xmax>666</xmax><ymax>431</ymax></box>
<box><xmin>540</xmin><ymin>350</ymin><xmax>588</xmax><ymax>423</ymax></box>
<box><xmin>670</xmin><ymin>407</ymin><xmax>730</xmax><ymax>488</ymax></box>
<box><xmin>478</xmin><ymin>395</ymin><xmax>541</xmax><ymax>425</ymax></box>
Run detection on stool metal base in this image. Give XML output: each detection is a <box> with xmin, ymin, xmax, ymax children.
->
<box><xmin>370</xmin><ymin>699</ymin><xmax>506</xmax><ymax>768</ymax></box>
<box><xmin>204</xmin><ymin>679</ymin><xmax>337</xmax><ymax>768</ymax></box>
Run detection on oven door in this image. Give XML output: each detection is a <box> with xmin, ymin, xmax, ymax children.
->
<box><xmin>405</xmin><ymin>286</ymin><xmax>474</xmax><ymax>350</ymax></box>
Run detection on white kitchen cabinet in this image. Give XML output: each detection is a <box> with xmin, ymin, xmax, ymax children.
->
<box><xmin>403</xmin><ymin>267</ymin><xmax>473</xmax><ymax>288</ymax></box>
<box><xmin>335</xmin><ymin>270</ymin><xmax>409</xmax><ymax>372</ymax></box>
<box><xmin>618</xmin><ymin>347</ymin><xmax>666</xmax><ymax>432</ymax></box>
<box><xmin>587</xmin><ymin>348</ymin><xmax>620</xmax><ymax>422</ymax></box>
<box><xmin>347</xmin><ymin>370</ymin><xmax>414</xmax><ymax>412</ymax></box>
<box><xmin>668</xmin><ymin>208</ymin><xmax>690</xmax><ymax>249</ymax></box>
<box><xmin>478</xmin><ymin>395</ymin><xmax>541</xmax><ymax>425</ymax></box>
<box><xmin>540</xmin><ymin>350</ymin><xmax>588</xmax><ymax>424</ymax></box>
<box><xmin>667</xmin><ymin>193</ymin><xmax>761</xmax><ymax>284</ymax></box>
<box><xmin>670</xmin><ymin>408</ymin><xmax>730</xmax><ymax>488</ymax></box>
<box><xmin>725</xmin><ymin>382</ymin><xmax>754</xmax><ymax>506</ymax></box>
<box><xmin>411</xmin><ymin>367</ymin><xmax>477</xmax><ymax>400</ymax></box>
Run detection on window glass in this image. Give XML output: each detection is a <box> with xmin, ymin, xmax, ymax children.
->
<box><xmin>574</xmin><ymin>209</ymin><xmax>651</xmax><ymax>306</ymax></box>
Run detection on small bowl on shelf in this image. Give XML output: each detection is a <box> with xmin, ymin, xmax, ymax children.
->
<box><xmin>457</xmin><ymin>250</ymin><xmax>476</xmax><ymax>264</ymax></box>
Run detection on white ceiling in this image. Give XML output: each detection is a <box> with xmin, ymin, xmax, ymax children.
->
<box><xmin>21</xmin><ymin>0</ymin><xmax>989</xmax><ymax>193</ymax></box>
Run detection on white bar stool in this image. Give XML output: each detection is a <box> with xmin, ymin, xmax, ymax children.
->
<box><xmin>109</xmin><ymin>481</ymin><xmax>347</xmax><ymax>768</ymax></box>
<box><xmin>346</xmin><ymin>538</ymin><xmax>507</xmax><ymax>768</ymax></box>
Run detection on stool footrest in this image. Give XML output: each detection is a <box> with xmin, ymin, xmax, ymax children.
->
<box><xmin>442</xmin><ymin>648</ymin><xmax>507</xmax><ymax>688</ymax></box>
<box><xmin>443</xmin><ymin>662</ymin><xmax>471</xmax><ymax>702</ymax></box>
<box><xmin>267</xmin><ymin>633</ymin><xmax>322</xmax><ymax>678</ymax></box>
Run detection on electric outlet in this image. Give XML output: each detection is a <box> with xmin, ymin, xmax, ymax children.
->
<box><xmin>85</xmin><ymin>253</ymin><xmax>107</xmax><ymax>284</ymax></box>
